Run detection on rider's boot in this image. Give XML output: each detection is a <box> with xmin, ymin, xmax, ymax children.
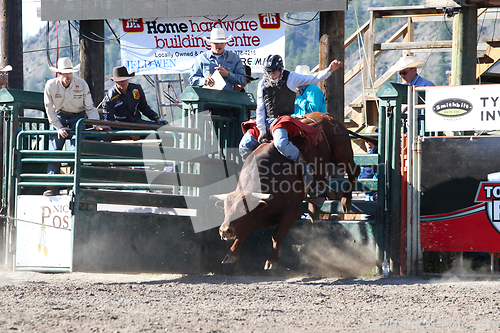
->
<box><xmin>295</xmin><ymin>153</ymin><xmax>314</xmax><ymax>192</ymax></box>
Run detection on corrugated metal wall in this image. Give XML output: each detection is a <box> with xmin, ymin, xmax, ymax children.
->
<box><xmin>41</xmin><ymin>0</ymin><xmax>347</xmax><ymax>21</ymax></box>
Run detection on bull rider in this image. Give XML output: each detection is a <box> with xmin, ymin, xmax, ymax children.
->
<box><xmin>238</xmin><ymin>54</ymin><xmax>342</xmax><ymax>191</ymax></box>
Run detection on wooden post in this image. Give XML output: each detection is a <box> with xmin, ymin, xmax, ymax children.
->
<box><xmin>0</xmin><ymin>0</ymin><xmax>22</xmax><ymax>268</ymax></box>
<box><xmin>79</xmin><ymin>20</ymin><xmax>105</xmax><ymax>108</ymax></box>
<box><xmin>361</xmin><ymin>11</ymin><xmax>376</xmax><ymax>127</ymax></box>
<box><xmin>451</xmin><ymin>7</ymin><xmax>477</xmax><ymax>86</ymax></box>
<box><xmin>402</xmin><ymin>17</ymin><xmax>414</xmax><ymax>57</ymax></box>
<box><xmin>319</xmin><ymin>11</ymin><xmax>345</xmax><ymax>206</ymax></box>
<box><xmin>319</xmin><ymin>11</ymin><xmax>344</xmax><ymax>122</ymax></box>
<box><xmin>0</xmin><ymin>0</ymin><xmax>23</xmax><ymax>90</ymax></box>
<box><xmin>365</xmin><ymin>11</ymin><xmax>376</xmax><ymax>91</ymax></box>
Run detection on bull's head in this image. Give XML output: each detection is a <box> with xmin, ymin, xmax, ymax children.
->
<box><xmin>210</xmin><ymin>191</ymin><xmax>273</xmax><ymax>241</ymax></box>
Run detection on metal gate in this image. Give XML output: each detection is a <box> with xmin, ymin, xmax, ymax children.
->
<box><xmin>1</xmin><ymin>86</ymin><xmax>401</xmax><ymax>276</ymax></box>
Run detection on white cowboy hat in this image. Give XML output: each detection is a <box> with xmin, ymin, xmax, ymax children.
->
<box><xmin>389</xmin><ymin>56</ymin><xmax>425</xmax><ymax>72</ymax></box>
<box><xmin>203</xmin><ymin>28</ymin><xmax>233</xmax><ymax>43</ymax></box>
<box><xmin>0</xmin><ymin>65</ymin><xmax>12</xmax><ymax>72</ymax></box>
<box><xmin>295</xmin><ymin>65</ymin><xmax>311</xmax><ymax>75</ymax></box>
<box><xmin>49</xmin><ymin>57</ymin><xmax>79</xmax><ymax>73</ymax></box>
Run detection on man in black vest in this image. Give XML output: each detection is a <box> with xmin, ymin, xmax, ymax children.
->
<box><xmin>238</xmin><ymin>54</ymin><xmax>342</xmax><ymax>190</ymax></box>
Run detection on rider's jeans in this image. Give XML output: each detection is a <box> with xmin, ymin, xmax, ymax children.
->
<box><xmin>239</xmin><ymin>117</ymin><xmax>299</xmax><ymax>162</ymax></box>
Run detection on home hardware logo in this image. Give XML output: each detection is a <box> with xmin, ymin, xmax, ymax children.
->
<box><xmin>122</xmin><ymin>19</ymin><xmax>144</xmax><ymax>33</ymax></box>
<box><xmin>432</xmin><ymin>98</ymin><xmax>472</xmax><ymax>118</ymax></box>
<box><xmin>258</xmin><ymin>14</ymin><xmax>281</xmax><ymax>29</ymax></box>
<box><xmin>475</xmin><ymin>182</ymin><xmax>500</xmax><ymax>234</ymax></box>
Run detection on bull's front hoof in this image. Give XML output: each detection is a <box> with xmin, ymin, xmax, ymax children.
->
<box><xmin>264</xmin><ymin>260</ymin><xmax>278</xmax><ymax>270</ymax></box>
<box><xmin>221</xmin><ymin>254</ymin><xmax>238</xmax><ymax>264</ymax></box>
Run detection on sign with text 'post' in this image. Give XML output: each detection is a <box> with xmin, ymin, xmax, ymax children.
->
<box><xmin>119</xmin><ymin>14</ymin><xmax>285</xmax><ymax>76</ymax></box>
<box><xmin>16</xmin><ymin>195</ymin><xmax>73</xmax><ymax>271</ymax></box>
<box><xmin>425</xmin><ymin>84</ymin><xmax>500</xmax><ymax>132</ymax></box>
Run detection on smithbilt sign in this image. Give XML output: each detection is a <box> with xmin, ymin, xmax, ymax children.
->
<box><xmin>432</xmin><ymin>98</ymin><xmax>473</xmax><ymax>117</ymax></box>
<box><xmin>425</xmin><ymin>84</ymin><xmax>500</xmax><ymax>132</ymax></box>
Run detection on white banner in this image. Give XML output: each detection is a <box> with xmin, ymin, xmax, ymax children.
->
<box><xmin>425</xmin><ymin>84</ymin><xmax>500</xmax><ymax>132</ymax></box>
<box><xmin>16</xmin><ymin>195</ymin><xmax>73</xmax><ymax>271</ymax></box>
<box><xmin>119</xmin><ymin>14</ymin><xmax>285</xmax><ymax>75</ymax></box>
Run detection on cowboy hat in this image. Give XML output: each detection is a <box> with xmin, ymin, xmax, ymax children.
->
<box><xmin>389</xmin><ymin>56</ymin><xmax>425</xmax><ymax>72</ymax></box>
<box><xmin>106</xmin><ymin>66</ymin><xmax>135</xmax><ymax>82</ymax></box>
<box><xmin>244</xmin><ymin>65</ymin><xmax>258</xmax><ymax>82</ymax></box>
<box><xmin>203</xmin><ymin>28</ymin><xmax>233</xmax><ymax>43</ymax></box>
<box><xmin>49</xmin><ymin>57</ymin><xmax>79</xmax><ymax>73</ymax></box>
<box><xmin>0</xmin><ymin>65</ymin><xmax>12</xmax><ymax>72</ymax></box>
<box><xmin>295</xmin><ymin>65</ymin><xmax>311</xmax><ymax>75</ymax></box>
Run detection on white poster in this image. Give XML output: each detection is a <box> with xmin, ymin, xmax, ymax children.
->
<box><xmin>15</xmin><ymin>195</ymin><xmax>73</xmax><ymax>271</ymax></box>
<box><xmin>425</xmin><ymin>84</ymin><xmax>500</xmax><ymax>132</ymax></box>
<box><xmin>119</xmin><ymin>14</ymin><xmax>285</xmax><ymax>75</ymax></box>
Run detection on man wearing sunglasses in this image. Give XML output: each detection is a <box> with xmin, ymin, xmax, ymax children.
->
<box><xmin>390</xmin><ymin>56</ymin><xmax>434</xmax><ymax>87</ymax></box>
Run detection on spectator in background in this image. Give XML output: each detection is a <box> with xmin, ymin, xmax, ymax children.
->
<box><xmin>189</xmin><ymin>28</ymin><xmax>246</xmax><ymax>91</ymax></box>
<box><xmin>43</xmin><ymin>57</ymin><xmax>108</xmax><ymax>196</ymax></box>
<box><xmin>293</xmin><ymin>65</ymin><xmax>327</xmax><ymax>116</ymax></box>
<box><xmin>359</xmin><ymin>126</ymin><xmax>378</xmax><ymax>202</ymax></box>
<box><xmin>234</xmin><ymin>65</ymin><xmax>258</xmax><ymax>92</ymax></box>
<box><xmin>390</xmin><ymin>56</ymin><xmax>434</xmax><ymax>87</ymax></box>
<box><xmin>0</xmin><ymin>65</ymin><xmax>12</xmax><ymax>88</ymax></box>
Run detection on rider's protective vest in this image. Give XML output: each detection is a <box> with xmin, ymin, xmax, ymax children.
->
<box><xmin>263</xmin><ymin>70</ymin><xmax>295</xmax><ymax>118</ymax></box>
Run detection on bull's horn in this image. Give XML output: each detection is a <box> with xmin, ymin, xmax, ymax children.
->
<box><xmin>209</xmin><ymin>193</ymin><xmax>229</xmax><ymax>201</ymax></box>
<box><xmin>250</xmin><ymin>193</ymin><xmax>273</xmax><ymax>200</ymax></box>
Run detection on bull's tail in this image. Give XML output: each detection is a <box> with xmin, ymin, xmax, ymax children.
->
<box><xmin>348</xmin><ymin>130</ymin><xmax>378</xmax><ymax>146</ymax></box>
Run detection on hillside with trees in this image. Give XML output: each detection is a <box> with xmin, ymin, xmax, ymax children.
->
<box><xmin>21</xmin><ymin>0</ymin><xmax>499</xmax><ymax>115</ymax></box>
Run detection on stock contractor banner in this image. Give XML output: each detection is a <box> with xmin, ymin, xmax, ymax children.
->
<box><xmin>119</xmin><ymin>14</ymin><xmax>285</xmax><ymax>75</ymax></box>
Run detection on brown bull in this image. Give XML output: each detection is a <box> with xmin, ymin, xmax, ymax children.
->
<box><xmin>212</xmin><ymin>112</ymin><xmax>360</xmax><ymax>270</ymax></box>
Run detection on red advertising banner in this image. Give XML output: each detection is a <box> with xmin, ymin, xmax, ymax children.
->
<box><xmin>420</xmin><ymin>137</ymin><xmax>500</xmax><ymax>252</ymax></box>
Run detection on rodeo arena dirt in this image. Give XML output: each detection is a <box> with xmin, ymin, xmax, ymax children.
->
<box><xmin>0</xmin><ymin>268</ymin><xmax>500</xmax><ymax>332</ymax></box>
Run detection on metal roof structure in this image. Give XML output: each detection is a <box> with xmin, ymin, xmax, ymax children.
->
<box><xmin>426</xmin><ymin>0</ymin><xmax>500</xmax><ymax>7</ymax></box>
<box><xmin>40</xmin><ymin>0</ymin><xmax>348</xmax><ymax>21</ymax></box>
